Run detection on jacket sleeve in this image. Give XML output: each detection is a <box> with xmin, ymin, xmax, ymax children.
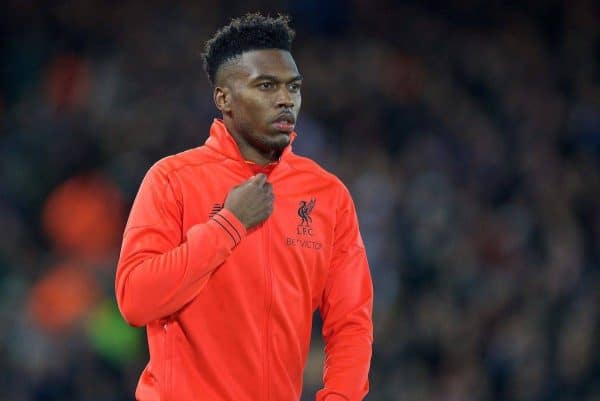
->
<box><xmin>316</xmin><ymin>187</ymin><xmax>374</xmax><ymax>401</ymax></box>
<box><xmin>115</xmin><ymin>163</ymin><xmax>246</xmax><ymax>327</ymax></box>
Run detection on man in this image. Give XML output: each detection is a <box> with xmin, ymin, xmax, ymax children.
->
<box><xmin>115</xmin><ymin>13</ymin><xmax>373</xmax><ymax>401</ymax></box>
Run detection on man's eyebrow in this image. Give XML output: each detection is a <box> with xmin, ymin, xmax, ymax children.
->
<box><xmin>251</xmin><ymin>74</ymin><xmax>303</xmax><ymax>83</ymax></box>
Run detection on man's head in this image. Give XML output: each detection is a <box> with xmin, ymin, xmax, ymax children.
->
<box><xmin>202</xmin><ymin>13</ymin><xmax>302</xmax><ymax>163</ymax></box>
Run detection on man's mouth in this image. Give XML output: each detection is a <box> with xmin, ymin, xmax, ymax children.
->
<box><xmin>272</xmin><ymin>113</ymin><xmax>296</xmax><ymax>133</ymax></box>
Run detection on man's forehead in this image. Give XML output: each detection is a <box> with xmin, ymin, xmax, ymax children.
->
<box><xmin>219</xmin><ymin>49</ymin><xmax>299</xmax><ymax>82</ymax></box>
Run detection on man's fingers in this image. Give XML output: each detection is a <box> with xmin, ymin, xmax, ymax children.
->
<box><xmin>251</xmin><ymin>173</ymin><xmax>267</xmax><ymax>187</ymax></box>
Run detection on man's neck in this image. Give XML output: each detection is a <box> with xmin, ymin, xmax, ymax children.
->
<box><xmin>237</xmin><ymin>141</ymin><xmax>279</xmax><ymax>166</ymax></box>
<box><xmin>223</xmin><ymin>119</ymin><xmax>280</xmax><ymax>166</ymax></box>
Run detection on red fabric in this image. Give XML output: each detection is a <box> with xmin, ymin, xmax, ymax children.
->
<box><xmin>115</xmin><ymin>119</ymin><xmax>373</xmax><ymax>401</ymax></box>
<box><xmin>321</xmin><ymin>394</ymin><xmax>348</xmax><ymax>401</ymax></box>
<box><xmin>245</xmin><ymin>160</ymin><xmax>278</xmax><ymax>175</ymax></box>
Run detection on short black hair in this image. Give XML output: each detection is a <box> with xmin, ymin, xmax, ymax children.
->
<box><xmin>202</xmin><ymin>13</ymin><xmax>295</xmax><ymax>85</ymax></box>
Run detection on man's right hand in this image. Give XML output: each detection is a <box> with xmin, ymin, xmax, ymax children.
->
<box><xmin>224</xmin><ymin>173</ymin><xmax>274</xmax><ymax>229</ymax></box>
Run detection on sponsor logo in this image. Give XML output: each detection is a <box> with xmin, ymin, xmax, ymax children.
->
<box><xmin>286</xmin><ymin>237</ymin><xmax>322</xmax><ymax>250</ymax></box>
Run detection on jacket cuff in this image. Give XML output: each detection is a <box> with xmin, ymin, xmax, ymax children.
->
<box><xmin>209</xmin><ymin>208</ymin><xmax>247</xmax><ymax>248</ymax></box>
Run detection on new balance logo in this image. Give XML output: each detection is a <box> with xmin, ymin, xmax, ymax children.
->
<box><xmin>209</xmin><ymin>203</ymin><xmax>224</xmax><ymax>218</ymax></box>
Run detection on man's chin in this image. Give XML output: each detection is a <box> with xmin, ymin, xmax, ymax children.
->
<box><xmin>265</xmin><ymin>132</ymin><xmax>291</xmax><ymax>152</ymax></box>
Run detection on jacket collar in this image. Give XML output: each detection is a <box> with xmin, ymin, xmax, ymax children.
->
<box><xmin>204</xmin><ymin>118</ymin><xmax>296</xmax><ymax>163</ymax></box>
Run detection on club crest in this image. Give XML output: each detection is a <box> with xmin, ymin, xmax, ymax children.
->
<box><xmin>297</xmin><ymin>198</ymin><xmax>316</xmax><ymax>227</ymax></box>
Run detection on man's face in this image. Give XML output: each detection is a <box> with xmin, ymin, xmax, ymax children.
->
<box><xmin>216</xmin><ymin>49</ymin><xmax>302</xmax><ymax>156</ymax></box>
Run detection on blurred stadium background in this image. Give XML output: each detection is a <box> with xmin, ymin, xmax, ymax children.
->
<box><xmin>1</xmin><ymin>0</ymin><xmax>599</xmax><ymax>400</ymax></box>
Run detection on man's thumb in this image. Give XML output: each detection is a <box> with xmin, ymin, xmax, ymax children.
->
<box><xmin>251</xmin><ymin>173</ymin><xmax>267</xmax><ymax>186</ymax></box>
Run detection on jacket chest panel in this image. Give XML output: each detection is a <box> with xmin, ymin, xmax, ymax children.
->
<box><xmin>176</xmin><ymin>165</ymin><xmax>333</xmax><ymax>312</ymax></box>
<box><xmin>268</xmin><ymin>195</ymin><xmax>332</xmax><ymax>311</ymax></box>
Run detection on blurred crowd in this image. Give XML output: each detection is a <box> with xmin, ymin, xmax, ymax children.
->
<box><xmin>1</xmin><ymin>0</ymin><xmax>599</xmax><ymax>400</ymax></box>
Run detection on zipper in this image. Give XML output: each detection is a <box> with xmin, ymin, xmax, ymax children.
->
<box><xmin>262</xmin><ymin>220</ymin><xmax>273</xmax><ymax>401</ymax></box>
<box><xmin>162</xmin><ymin>320</ymin><xmax>172</xmax><ymax>401</ymax></box>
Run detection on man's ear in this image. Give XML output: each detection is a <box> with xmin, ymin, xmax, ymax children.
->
<box><xmin>214</xmin><ymin>86</ymin><xmax>232</xmax><ymax>113</ymax></box>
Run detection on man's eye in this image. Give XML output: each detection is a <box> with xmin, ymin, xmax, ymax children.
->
<box><xmin>289</xmin><ymin>83</ymin><xmax>301</xmax><ymax>91</ymax></box>
<box><xmin>260</xmin><ymin>82</ymin><xmax>274</xmax><ymax>89</ymax></box>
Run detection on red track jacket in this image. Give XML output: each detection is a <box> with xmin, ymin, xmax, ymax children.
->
<box><xmin>116</xmin><ymin>119</ymin><xmax>373</xmax><ymax>401</ymax></box>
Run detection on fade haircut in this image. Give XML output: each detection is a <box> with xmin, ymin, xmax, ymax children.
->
<box><xmin>202</xmin><ymin>13</ymin><xmax>295</xmax><ymax>85</ymax></box>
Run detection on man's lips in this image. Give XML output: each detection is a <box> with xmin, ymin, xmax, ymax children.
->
<box><xmin>272</xmin><ymin>113</ymin><xmax>296</xmax><ymax>132</ymax></box>
<box><xmin>272</xmin><ymin>120</ymin><xmax>295</xmax><ymax>132</ymax></box>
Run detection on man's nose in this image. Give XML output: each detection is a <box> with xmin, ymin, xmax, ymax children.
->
<box><xmin>276</xmin><ymin>88</ymin><xmax>294</xmax><ymax>108</ymax></box>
